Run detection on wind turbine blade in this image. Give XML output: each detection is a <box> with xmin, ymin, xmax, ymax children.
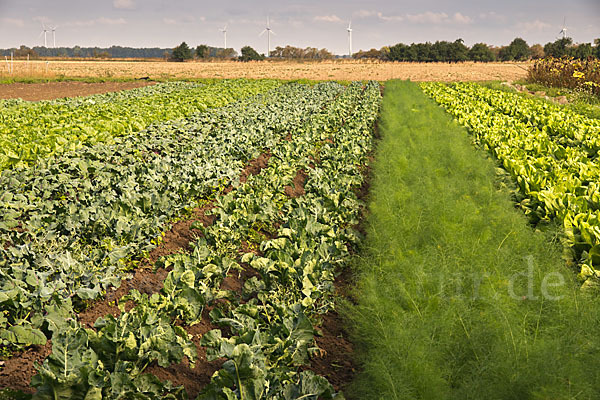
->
<box><xmin>259</xmin><ymin>29</ymin><xmax>267</xmax><ymax>36</ymax></box>
<box><xmin>270</xmin><ymin>30</ymin><xmax>276</xmax><ymax>35</ymax></box>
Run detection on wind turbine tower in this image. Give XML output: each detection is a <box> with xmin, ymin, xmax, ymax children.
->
<box><xmin>220</xmin><ymin>25</ymin><xmax>227</xmax><ymax>49</ymax></box>
<box><xmin>347</xmin><ymin>21</ymin><xmax>353</xmax><ymax>57</ymax></box>
<box><xmin>259</xmin><ymin>17</ymin><xmax>276</xmax><ymax>57</ymax></box>
<box><xmin>40</xmin><ymin>24</ymin><xmax>49</xmax><ymax>47</ymax></box>
<box><xmin>50</xmin><ymin>26</ymin><xmax>57</xmax><ymax>48</ymax></box>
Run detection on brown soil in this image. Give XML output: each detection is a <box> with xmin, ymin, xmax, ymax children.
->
<box><xmin>240</xmin><ymin>152</ymin><xmax>271</xmax><ymax>183</ymax></box>
<box><xmin>306</xmin><ymin>267</ymin><xmax>357</xmax><ymax>393</ymax></box>
<box><xmin>0</xmin><ymin>342</ymin><xmax>52</xmax><ymax>394</ymax></box>
<box><xmin>0</xmin><ymin>80</ymin><xmax>155</xmax><ymax>101</ymax></box>
<box><xmin>284</xmin><ymin>169</ymin><xmax>308</xmax><ymax>198</ymax></box>
<box><xmin>310</xmin><ymin>311</ymin><xmax>356</xmax><ymax>392</ymax></box>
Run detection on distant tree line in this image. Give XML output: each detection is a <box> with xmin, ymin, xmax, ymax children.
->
<box><xmin>1</xmin><ymin>45</ymin><xmax>172</xmax><ymax>58</ymax></box>
<box><xmin>4</xmin><ymin>37</ymin><xmax>600</xmax><ymax>62</ymax></box>
<box><xmin>269</xmin><ymin>46</ymin><xmax>334</xmax><ymax>60</ymax></box>
<box><xmin>172</xmin><ymin>42</ymin><xmax>333</xmax><ymax>62</ymax></box>
<box><xmin>1</xmin><ymin>44</ymin><xmax>233</xmax><ymax>60</ymax></box>
<box><xmin>354</xmin><ymin>37</ymin><xmax>600</xmax><ymax>62</ymax></box>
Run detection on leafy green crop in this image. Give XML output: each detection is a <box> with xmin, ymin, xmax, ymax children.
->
<box><xmin>0</xmin><ymin>82</ymin><xmax>342</xmax><ymax>352</ymax></box>
<box><xmin>0</xmin><ymin>80</ymin><xmax>280</xmax><ymax>170</ymax></box>
<box><xmin>421</xmin><ymin>82</ymin><xmax>600</xmax><ymax>284</ymax></box>
<box><xmin>27</xmin><ymin>81</ymin><xmax>381</xmax><ymax>399</ymax></box>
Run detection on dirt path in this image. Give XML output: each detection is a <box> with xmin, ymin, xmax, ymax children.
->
<box><xmin>0</xmin><ymin>81</ymin><xmax>155</xmax><ymax>101</ymax></box>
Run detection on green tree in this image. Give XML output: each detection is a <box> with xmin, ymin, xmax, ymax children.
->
<box><xmin>544</xmin><ymin>37</ymin><xmax>573</xmax><ymax>58</ymax></box>
<box><xmin>500</xmin><ymin>38</ymin><xmax>530</xmax><ymax>61</ymax></box>
<box><xmin>239</xmin><ymin>46</ymin><xmax>264</xmax><ymax>61</ymax></box>
<box><xmin>595</xmin><ymin>39</ymin><xmax>600</xmax><ymax>58</ymax></box>
<box><xmin>510</xmin><ymin>38</ymin><xmax>531</xmax><ymax>60</ymax></box>
<box><xmin>450</xmin><ymin>39</ymin><xmax>469</xmax><ymax>62</ymax></box>
<box><xmin>171</xmin><ymin>42</ymin><xmax>192</xmax><ymax>61</ymax></box>
<box><xmin>196</xmin><ymin>44</ymin><xmax>209</xmax><ymax>59</ymax></box>
<box><xmin>572</xmin><ymin>43</ymin><xmax>593</xmax><ymax>59</ymax></box>
<box><xmin>469</xmin><ymin>43</ymin><xmax>495</xmax><ymax>62</ymax></box>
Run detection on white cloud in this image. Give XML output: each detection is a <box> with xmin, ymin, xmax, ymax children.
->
<box><xmin>113</xmin><ymin>0</ymin><xmax>135</xmax><ymax>10</ymax></box>
<box><xmin>516</xmin><ymin>19</ymin><xmax>551</xmax><ymax>32</ymax></box>
<box><xmin>406</xmin><ymin>12</ymin><xmax>448</xmax><ymax>24</ymax></box>
<box><xmin>314</xmin><ymin>15</ymin><xmax>342</xmax><ymax>23</ymax></box>
<box><xmin>452</xmin><ymin>12</ymin><xmax>473</xmax><ymax>24</ymax></box>
<box><xmin>1</xmin><ymin>18</ymin><xmax>25</xmax><ymax>27</ymax></box>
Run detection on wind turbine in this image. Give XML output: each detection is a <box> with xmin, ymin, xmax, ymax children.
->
<box><xmin>220</xmin><ymin>25</ymin><xmax>227</xmax><ymax>49</ymax></box>
<box><xmin>558</xmin><ymin>17</ymin><xmax>568</xmax><ymax>39</ymax></box>
<box><xmin>49</xmin><ymin>26</ymin><xmax>57</xmax><ymax>48</ymax></box>
<box><xmin>347</xmin><ymin>21</ymin><xmax>353</xmax><ymax>57</ymax></box>
<box><xmin>39</xmin><ymin>24</ymin><xmax>49</xmax><ymax>47</ymax></box>
<box><xmin>259</xmin><ymin>16</ymin><xmax>275</xmax><ymax>57</ymax></box>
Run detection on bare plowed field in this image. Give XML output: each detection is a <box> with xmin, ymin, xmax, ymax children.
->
<box><xmin>0</xmin><ymin>80</ymin><xmax>155</xmax><ymax>100</ymax></box>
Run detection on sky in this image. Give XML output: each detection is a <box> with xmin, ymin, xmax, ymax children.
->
<box><xmin>0</xmin><ymin>0</ymin><xmax>598</xmax><ymax>55</ymax></box>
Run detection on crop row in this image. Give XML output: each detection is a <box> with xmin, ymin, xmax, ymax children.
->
<box><xmin>0</xmin><ymin>82</ymin><xmax>343</xmax><ymax>351</ymax></box>
<box><xmin>27</xmin><ymin>81</ymin><xmax>381</xmax><ymax>399</ymax></box>
<box><xmin>421</xmin><ymin>82</ymin><xmax>600</xmax><ymax>282</ymax></box>
<box><xmin>0</xmin><ymin>79</ymin><xmax>280</xmax><ymax>171</ymax></box>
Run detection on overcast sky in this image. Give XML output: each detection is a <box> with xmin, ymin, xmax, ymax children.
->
<box><xmin>0</xmin><ymin>0</ymin><xmax>598</xmax><ymax>55</ymax></box>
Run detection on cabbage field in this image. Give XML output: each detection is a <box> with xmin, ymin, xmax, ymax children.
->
<box><xmin>0</xmin><ymin>80</ymin><xmax>380</xmax><ymax>399</ymax></box>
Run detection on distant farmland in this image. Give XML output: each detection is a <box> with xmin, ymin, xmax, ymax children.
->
<box><xmin>1</xmin><ymin>59</ymin><xmax>529</xmax><ymax>81</ymax></box>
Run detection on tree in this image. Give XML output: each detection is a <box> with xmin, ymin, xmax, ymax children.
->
<box><xmin>215</xmin><ymin>48</ymin><xmax>237</xmax><ymax>59</ymax></box>
<box><xmin>595</xmin><ymin>39</ymin><xmax>600</xmax><ymax>58</ymax></box>
<box><xmin>196</xmin><ymin>44</ymin><xmax>209</xmax><ymax>59</ymax></box>
<box><xmin>544</xmin><ymin>37</ymin><xmax>573</xmax><ymax>58</ymax></box>
<box><xmin>572</xmin><ymin>43</ymin><xmax>593</xmax><ymax>59</ymax></box>
<box><xmin>268</xmin><ymin>45</ymin><xmax>333</xmax><ymax>60</ymax></box>
<box><xmin>469</xmin><ymin>43</ymin><xmax>495</xmax><ymax>62</ymax></box>
<box><xmin>529</xmin><ymin>44</ymin><xmax>545</xmax><ymax>59</ymax></box>
<box><xmin>500</xmin><ymin>38</ymin><xmax>531</xmax><ymax>61</ymax></box>
<box><xmin>14</xmin><ymin>45</ymin><xmax>38</xmax><ymax>59</ymax></box>
<box><xmin>388</xmin><ymin>43</ymin><xmax>410</xmax><ymax>61</ymax></box>
<box><xmin>171</xmin><ymin>42</ymin><xmax>192</xmax><ymax>61</ymax></box>
<box><xmin>450</xmin><ymin>39</ymin><xmax>469</xmax><ymax>62</ymax></box>
<box><xmin>353</xmin><ymin>48</ymin><xmax>384</xmax><ymax>60</ymax></box>
<box><xmin>239</xmin><ymin>46</ymin><xmax>264</xmax><ymax>61</ymax></box>
<box><xmin>511</xmin><ymin>38</ymin><xmax>531</xmax><ymax>60</ymax></box>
